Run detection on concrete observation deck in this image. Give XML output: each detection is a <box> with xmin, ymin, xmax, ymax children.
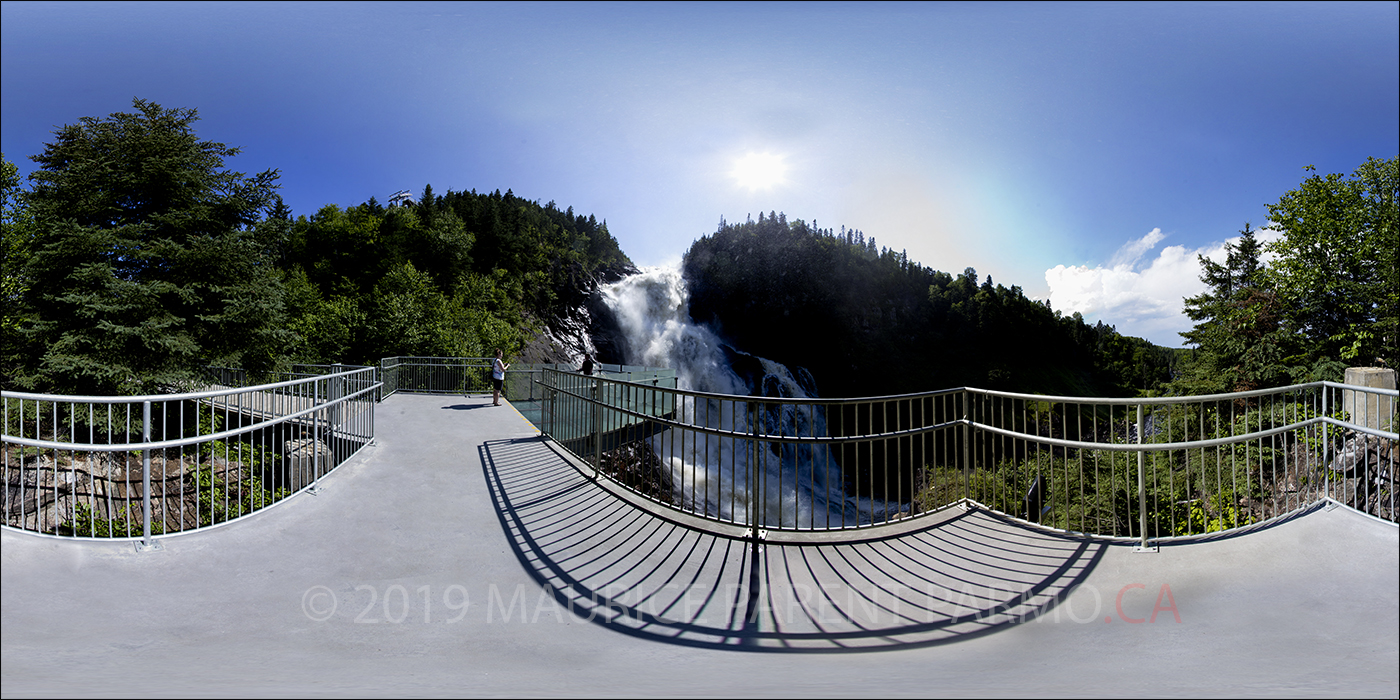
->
<box><xmin>3</xmin><ymin>393</ymin><xmax>1397</xmax><ymax>697</ymax></box>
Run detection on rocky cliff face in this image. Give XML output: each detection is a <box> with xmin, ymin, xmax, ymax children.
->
<box><xmin>516</xmin><ymin>277</ymin><xmax>631</xmax><ymax>367</ymax></box>
<box><xmin>583</xmin><ymin>290</ymin><xmax>629</xmax><ymax>365</ymax></box>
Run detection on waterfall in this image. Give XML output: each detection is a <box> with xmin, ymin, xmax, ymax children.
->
<box><xmin>597</xmin><ymin>266</ymin><xmax>747</xmax><ymax>395</ymax></box>
<box><xmin>598</xmin><ymin>266</ymin><xmax>903</xmax><ymax>528</ymax></box>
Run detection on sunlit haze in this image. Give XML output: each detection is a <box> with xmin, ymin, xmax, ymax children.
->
<box><xmin>731</xmin><ymin>152</ymin><xmax>788</xmax><ymax>191</ymax></box>
<box><xmin>3</xmin><ymin>2</ymin><xmax>1396</xmax><ymax>346</ymax></box>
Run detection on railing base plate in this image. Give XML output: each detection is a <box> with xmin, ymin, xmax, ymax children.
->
<box><xmin>134</xmin><ymin>540</ymin><xmax>164</xmax><ymax>553</ymax></box>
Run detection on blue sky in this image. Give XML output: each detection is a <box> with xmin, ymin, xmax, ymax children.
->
<box><xmin>3</xmin><ymin>1</ymin><xmax>1397</xmax><ymax>346</ymax></box>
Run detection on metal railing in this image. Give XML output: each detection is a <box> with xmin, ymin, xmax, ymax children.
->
<box><xmin>10</xmin><ymin>354</ymin><xmax>1390</xmax><ymax>548</ymax></box>
<box><xmin>960</xmin><ymin>382</ymin><xmax>1397</xmax><ymax>547</ymax></box>
<box><xmin>205</xmin><ymin>364</ymin><xmax>375</xmax><ymax>388</ymax></box>
<box><xmin>378</xmin><ymin>356</ymin><xmax>676</xmax><ymax>401</ymax></box>
<box><xmin>2</xmin><ymin>367</ymin><xmax>380</xmax><ymax>546</ymax></box>
<box><xmin>534</xmin><ymin>369</ymin><xmax>1398</xmax><ymax>543</ymax></box>
<box><xmin>379</xmin><ymin>357</ymin><xmax>493</xmax><ymax>399</ymax></box>
<box><xmin>378</xmin><ymin>356</ymin><xmax>678</xmax><ymax>427</ymax></box>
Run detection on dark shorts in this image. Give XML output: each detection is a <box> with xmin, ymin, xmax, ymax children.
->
<box><xmin>492</xmin><ymin>377</ymin><xmax>503</xmax><ymax>392</ymax></box>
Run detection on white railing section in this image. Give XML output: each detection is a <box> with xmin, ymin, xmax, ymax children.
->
<box><xmin>2</xmin><ymin>367</ymin><xmax>380</xmax><ymax>546</ymax></box>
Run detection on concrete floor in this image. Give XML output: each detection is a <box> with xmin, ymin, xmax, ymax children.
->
<box><xmin>3</xmin><ymin>393</ymin><xmax>1397</xmax><ymax>697</ymax></box>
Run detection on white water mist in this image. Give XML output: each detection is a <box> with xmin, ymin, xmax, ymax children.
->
<box><xmin>599</xmin><ymin>266</ymin><xmax>902</xmax><ymax>527</ymax></box>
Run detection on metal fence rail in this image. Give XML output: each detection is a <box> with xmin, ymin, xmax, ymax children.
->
<box><xmin>378</xmin><ymin>356</ymin><xmax>677</xmax><ymax>401</ymax></box>
<box><xmin>532</xmin><ymin>368</ymin><xmax>1397</xmax><ymax>542</ymax></box>
<box><xmin>2</xmin><ymin>367</ymin><xmax>380</xmax><ymax>546</ymax></box>
<box><xmin>960</xmin><ymin>382</ymin><xmax>1397</xmax><ymax>547</ymax></box>
<box><xmin>11</xmin><ymin>353</ymin><xmax>1391</xmax><ymax>548</ymax></box>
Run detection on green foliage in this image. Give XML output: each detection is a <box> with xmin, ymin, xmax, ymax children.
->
<box><xmin>912</xmin><ymin>390</ymin><xmax>1333</xmax><ymax>538</ymax></box>
<box><xmin>190</xmin><ymin>463</ymin><xmax>289</xmax><ymax>527</ymax></box>
<box><xmin>8</xmin><ymin>100</ymin><xmax>634</xmax><ymax>385</ymax></box>
<box><xmin>1174</xmin><ymin>223</ymin><xmax>1297</xmax><ymax>394</ymax></box>
<box><xmin>280</xmin><ymin>188</ymin><xmax>630</xmax><ymax>366</ymax></box>
<box><xmin>917</xmin><ymin>437</ymin><xmax>1272</xmax><ymax>539</ymax></box>
<box><xmin>13</xmin><ymin>99</ymin><xmax>291</xmax><ymax>395</ymax></box>
<box><xmin>281</xmin><ymin>267</ymin><xmax>365</xmax><ymax>363</ymax></box>
<box><xmin>1176</xmin><ymin>492</ymin><xmax>1253</xmax><ymax>536</ymax></box>
<box><xmin>59</xmin><ymin>501</ymin><xmax>163</xmax><ymax>538</ymax></box>
<box><xmin>1</xmin><ymin>154</ymin><xmax>27</xmax><ymax>317</ymax></box>
<box><xmin>1265</xmin><ymin>157</ymin><xmax>1398</xmax><ymax>369</ymax></box>
<box><xmin>186</xmin><ymin>409</ymin><xmax>289</xmax><ymax>526</ymax></box>
<box><xmin>1176</xmin><ymin>157</ymin><xmax>1398</xmax><ymax>393</ymax></box>
<box><xmin>2</xmin><ymin>153</ymin><xmax>36</xmax><ymax>386</ymax></box>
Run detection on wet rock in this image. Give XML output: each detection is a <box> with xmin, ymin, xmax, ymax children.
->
<box><xmin>585</xmin><ymin>290</ymin><xmax>629</xmax><ymax>365</ymax></box>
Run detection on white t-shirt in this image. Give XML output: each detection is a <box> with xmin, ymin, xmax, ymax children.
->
<box><xmin>492</xmin><ymin>359</ymin><xmax>506</xmax><ymax>380</ymax></box>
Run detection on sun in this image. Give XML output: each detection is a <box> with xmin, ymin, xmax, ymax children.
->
<box><xmin>730</xmin><ymin>152</ymin><xmax>788</xmax><ymax>191</ymax></box>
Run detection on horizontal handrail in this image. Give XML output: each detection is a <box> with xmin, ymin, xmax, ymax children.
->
<box><xmin>543</xmin><ymin>380</ymin><xmax>963</xmax><ymax>444</ymax></box>
<box><xmin>3</xmin><ymin>382</ymin><xmax>382</xmax><ymax>452</ymax></box>
<box><xmin>3</xmin><ymin>366</ymin><xmax>380</xmax><ymax>543</ymax></box>
<box><xmin>11</xmin><ymin>356</ymin><xmax>1393</xmax><ymax>545</ymax></box>
<box><xmin>542</xmin><ymin>378</ymin><xmax>1399</xmax><ymax>448</ymax></box>
<box><xmin>533</xmin><ymin>366</ymin><xmax>1398</xmax><ymax>539</ymax></box>
<box><xmin>973</xmin><ymin>381</ymin><xmax>1397</xmax><ymax>405</ymax></box>
<box><xmin>1</xmin><ymin>370</ymin><xmax>377</xmax><ymax>404</ymax></box>
<box><xmin>544</xmin><ymin>373</ymin><xmax>1399</xmax><ymax>406</ymax></box>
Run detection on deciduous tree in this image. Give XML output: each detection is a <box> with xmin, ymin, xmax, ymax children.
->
<box><xmin>1266</xmin><ymin>157</ymin><xmax>1398</xmax><ymax>368</ymax></box>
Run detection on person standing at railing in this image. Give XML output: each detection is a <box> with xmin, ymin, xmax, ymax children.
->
<box><xmin>492</xmin><ymin>349</ymin><xmax>510</xmax><ymax>406</ymax></box>
<box><xmin>581</xmin><ymin>353</ymin><xmax>595</xmax><ymax>376</ymax></box>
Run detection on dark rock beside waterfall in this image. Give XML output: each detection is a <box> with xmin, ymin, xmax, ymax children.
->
<box><xmin>719</xmin><ymin>344</ymin><xmax>819</xmax><ymax>398</ymax></box>
<box><xmin>584</xmin><ymin>290</ymin><xmax>629</xmax><ymax>365</ymax></box>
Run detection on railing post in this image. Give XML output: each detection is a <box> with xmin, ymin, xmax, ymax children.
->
<box><xmin>329</xmin><ymin>364</ymin><xmax>343</xmax><ymax>430</ymax></box>
<box><xmin>592</xmin><ymin>375</ymin><xmax>602</xmax><ymax>481</ymax></box>
<box><xmin>1322</xmin><ymin>384</ymin><xmax>1330</xmax><ymax>502</ymax></box>
<box><xmin>748</xmin><ymin>400</ymin><xmax>758</xmax><ymax>529</ymax></box>
<box><xmin>136</xmin><ymin>399</ymin><xmax>160</xmax><ymax>551</ymax></box>
<box><xmin>962</xmin><ymin>390</ymin><xmax>971</xmax><ymax>502</ymax></box>
<box><xmin>1137</xmin><ymin>403</ymin><xmax>1149</xmax><ymax>551</ymax></box>
<box><xmin>312</xmin><ymin>376</ymin><xmax>323</xmax><ymax>494</ymax></box>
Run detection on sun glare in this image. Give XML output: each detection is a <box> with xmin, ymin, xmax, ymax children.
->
<box><xmin>730</xmin><ymin>152</ymin><xmax>787</xmax><ymax>191</ymax></box>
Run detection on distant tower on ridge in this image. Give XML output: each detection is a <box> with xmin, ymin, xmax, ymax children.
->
<box><xmin>388</xmin><ymin>189</ymin><xmax>416</xmax><ymax>207</ymax></box>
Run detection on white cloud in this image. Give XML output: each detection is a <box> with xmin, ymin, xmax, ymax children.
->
<box><xmin>1108</xmin><ymin>227</ymin><xmax>1166</xmax><ymax>268</ymax></box>
<box><xmin>1045</xmin><ymin>227</ymin><xmax>1281</xmax><ymax>347</ymax></box>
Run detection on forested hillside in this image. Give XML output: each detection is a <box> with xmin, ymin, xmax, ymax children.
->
<box><xmin>1</xmin><ymin>100</ymin><xmax>632</xmax><ymax>394</ymax></box>
<box><xmin>279</xmin><ymin>186</ymin><xmax>633</xmax><ymax>367</ymax></box>
<box><xmin>683</xmin><ymin>213</ymin><xmax>1175</xmax><ymax>398</ymax></box>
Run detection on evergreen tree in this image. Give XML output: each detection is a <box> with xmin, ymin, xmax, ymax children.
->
<box><xmin>1</xmin><ymin>154</ymin><xmax>36</xmax><ymax>387</ymax></box>
<box><xmin>16</xmin><ymin>99</ymin><xmax>289</xmax><ymax>394</ymax></box>
<box><xmin>1175</xmin><ymin>224</ymin><xmax>1296</xmax><ymax>393</ymax></box>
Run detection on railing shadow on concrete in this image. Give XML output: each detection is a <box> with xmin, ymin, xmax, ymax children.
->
<box><xmin>480</xmin><ymin>435</ymin><xmax>1125</xmax><ymax>653</ymax></box>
